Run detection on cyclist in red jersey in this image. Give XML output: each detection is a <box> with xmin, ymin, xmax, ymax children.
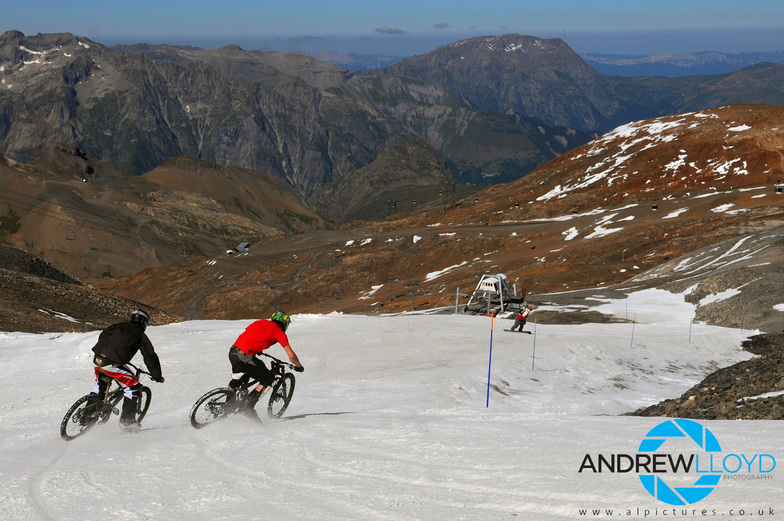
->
<box><xmin>228</xmin><ymin>310</ymin><xmax>303</xmax><ymax>421</ymax></box>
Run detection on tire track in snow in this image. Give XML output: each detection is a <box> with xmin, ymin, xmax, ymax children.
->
<box><xmin>271</xmin><ymin>414</ymin><xmax>571</xmax><ymax>519</ymax></box>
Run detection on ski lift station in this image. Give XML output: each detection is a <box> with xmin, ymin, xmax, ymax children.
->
<box><xmin>463</xmin><ymin>273</ymin><xmax>525</xmax><ymax>315</ymax></box>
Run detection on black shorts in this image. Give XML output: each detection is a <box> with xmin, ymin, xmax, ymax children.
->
<box><xmin>228</xmin><ymin>346</ymin><xmax>275</xmax><ymax>387</ymax></box>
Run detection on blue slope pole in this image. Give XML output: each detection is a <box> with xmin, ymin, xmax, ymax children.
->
<box><xmin>486</xmin><ymin>314</ymin><xmax>494</xmax><ymax>407</ymax></box>
<box><xmin>531</xmin><ymin>316</ymin><xmax>537</xmax><ymax>370</ymax></box>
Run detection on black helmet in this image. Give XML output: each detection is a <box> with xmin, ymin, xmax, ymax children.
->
<box><xmin>130</xmin><ymin>309</ymin><xmax>151</xmax><ymax>330</ymax></box>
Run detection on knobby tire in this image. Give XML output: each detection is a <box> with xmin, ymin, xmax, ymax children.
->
<box><xmin>267</xmin><ymin>373</ymin><xmax>295</xmax><ymax>419</ymax></box>
<box><xmin>190</xmin><ymin>388</ymin><xmax>234</xmax><ymax>429</ymax></box>
<box><xmin>60</xmin><ymin>394</ymin><xmax>101</xmax><ymax>441</ymax></box>
<box><xmin>137</xmin><ymin>386</ymin><xmax>152</xmax><ymax>422</ymax></box>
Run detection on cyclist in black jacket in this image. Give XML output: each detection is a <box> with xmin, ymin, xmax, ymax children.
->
<box><xmin>91</xmin><ymin>309</ymin><xmax>164</xmax><ymax>431</ymax></box>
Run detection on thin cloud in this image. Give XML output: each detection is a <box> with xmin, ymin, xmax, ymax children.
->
<box><xmin>376</xmin><ymin>27</ymin><xmax>407</xmax><ymax>35</ymax></box>
<box><xmin>434</xmin><ymin>23</ymin><xmax>450</xmax><ymax>29</ymax></box>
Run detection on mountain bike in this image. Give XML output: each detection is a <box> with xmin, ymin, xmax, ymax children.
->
<box><xmin>189</xmin><ymin>353</ymin><xmax>297</xmax><ymax>429</ymax></box>
<box><xmin>60</xmin><ymin>364</ymin><xmax>152</xmax><ymax>441</ymax></box>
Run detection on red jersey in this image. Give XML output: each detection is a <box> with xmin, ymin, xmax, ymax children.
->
<box><xmin>233</xmin><ymin>319</ymin><xmax>289</xmax><ymax>355</ymax></box>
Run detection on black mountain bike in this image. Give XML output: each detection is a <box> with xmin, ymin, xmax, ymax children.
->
<box><xmin>189</xmin><ymin>353</ymin><xmax>297</xmax><ymax>429</ymax></box>
<box><xmin>60</xmin><ymin>364</ymin><xmax>152</xmax><ymax>441</ymax></box>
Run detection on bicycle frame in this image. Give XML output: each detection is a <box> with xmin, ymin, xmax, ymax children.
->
<box><xmin>232</xmin><ymin>353</ymin><xmax>292</xmax><ymax>393</ymax></box>
<box><xmin>96</xmin><ymin>364</ymin><xmax>150</xmax><ymax>421</ymax></box>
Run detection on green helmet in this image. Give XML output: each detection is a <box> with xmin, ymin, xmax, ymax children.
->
<box><xmin>271</xmin><ymin>310</ymin><xmax>291</xmax><ymax>331</ymax></box>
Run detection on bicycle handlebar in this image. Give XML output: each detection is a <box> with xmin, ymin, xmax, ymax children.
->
<box><xmin>258</xmin><ymin>352</ymin><xmax>297</xmax><ymax>370</ymax></box>
<box><xmin>126</xmin><ymin>363</ymin><xmax>153</xmax><ymax>378</ymax></box>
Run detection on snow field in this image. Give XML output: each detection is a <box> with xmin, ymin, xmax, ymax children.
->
<box><xmin>0</xmin><ymin>292</ymin><xmax>782</xmax><ymax>520</ymax></box>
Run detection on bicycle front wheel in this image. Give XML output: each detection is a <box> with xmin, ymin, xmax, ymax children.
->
<box><xmin>60</xmin><ymin>395</ymin><xmax>101</xmax><ymax>441</ymax></box>
<box><xmin>190</xmin><ymin>388</ymin><xmax>234</xmax><ymax>429</ymax></box>
<box><xmin>267</xmin><ymin>373</ymin><xmax>295</xmax><ymax>419</ymax></box>
<box><xmin>137</xmin><ymin>386</ymin><xmax>152</xmax><ymax>422</ymax></box>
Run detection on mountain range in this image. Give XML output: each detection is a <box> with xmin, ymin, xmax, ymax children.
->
<box><xmin>307</xmin><ymin>47</ymin><xmax>784</xmax><ymax>77</ymax></box>
<box><xmin>4</xmin><ymin>30</ymin><xmax>784</xmax><ymax>198</ymax></box>
<box><xmin>581</xmin><ymin>50</ymin><xmax>784</xmax><ymax>77</ymax></box>
<box><xmin>1</xmin><ymin>30</ymin><xmax>784</xmax><ymax>335</ymax></box>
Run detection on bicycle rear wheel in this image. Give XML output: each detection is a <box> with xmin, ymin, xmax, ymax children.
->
<box><xmin>190</xmin><ymin>388</ymin><xmax>234</xmax><ymax>429</ymax></box>
<box><xmin>267</xmin><ymin>373</ymin><xmax>295</xmax><ymax>419</ymax></box>
<box><xmin>60</xmin><ymin>395</ymin><xmax>101</xmax><ymax>441</ymax></box>
<box><xmin>137</xmin><ymin>386</ymin><xmax>152</xmax><ymax>422</ymax></box>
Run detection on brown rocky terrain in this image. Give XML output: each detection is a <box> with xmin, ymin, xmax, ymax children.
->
<box><xmin>2</xmin><ymin>105</ymin><xmax>782</xmax><ymax>334</ymax></box>
<box><xmin>90</xmin><ymin>105</ymin><xmax>784</xmax><ymax>331</ymax></box>
<box><xmin>0</xmin><ymin>146</ymin><xmax>327</xmax><ymax>280</ymax></box>
<box><xmin>630</xmin><ymin>333</ymin><xmax>784</xmax><ymax>420</ymax></box>
<box><xmin>0</xmin><ymin>246</ymin><xmax>179</xmax><ymax>333</ymax></box>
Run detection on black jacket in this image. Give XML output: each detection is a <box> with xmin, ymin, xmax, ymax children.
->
<box><xmin>92</xmin><ymin>321</ymin><xmax>163</xmax><ymax>380</ymax></box>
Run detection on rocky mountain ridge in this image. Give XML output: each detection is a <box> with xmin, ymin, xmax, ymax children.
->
<box><xmin>308</xmin><ymin>137</ymin><xmax>478</xmax><ymax>222</ymax></box>
<box><xmin>4</xmin><ymin>31</ymin><xmax>784</xmax><ymax>196</ymax></box>
<box><xmin>583</xmin><ymin>50</ymin><xmax>784</xmax><ymax>77</ymax></box>
<box><xmin>376</xmin><ymin>35</ymin><xmax>617</xmax><ymax>131</ymax></box>
<box><xmin>0</xmin><ymin>30</ymin><xmax>592</xmax><ymax>194</ymax></box>
<box><xmin>310</xmin><ymin>47</ymin><xmax>784</xmax><ymax>77</ymax></box>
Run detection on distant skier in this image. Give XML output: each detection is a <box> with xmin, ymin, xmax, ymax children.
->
<box><xmin>510</xmin><ymin>306</ymin><xmax>533</xmax><ymax>332</ymax></box>
<box><xmin>91</xmin><ymin>309</ymin><xmax>164</xmax><ymax>431</ymax></box>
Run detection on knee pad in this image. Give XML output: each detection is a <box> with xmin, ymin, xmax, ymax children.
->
<box><xmin>130</xmin><ymin>383</ymin><xmax>143</xmax><ymax>399</ymax></box>
<box><xmin>228</xmin><ymin>373</ymin><xmax>250</xmax><ymax>389</ymax></box>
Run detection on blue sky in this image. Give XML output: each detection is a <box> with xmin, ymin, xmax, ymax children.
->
<box><xmin>5</xmin><ymin>1</ymin><xmax>784</xmax><ymax>56</ymax></box>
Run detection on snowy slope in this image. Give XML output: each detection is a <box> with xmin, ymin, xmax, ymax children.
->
<box><xmin>1</xmin><ymin>290</ymin><xmax>782</xmax><ymax>520</ymax></box>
